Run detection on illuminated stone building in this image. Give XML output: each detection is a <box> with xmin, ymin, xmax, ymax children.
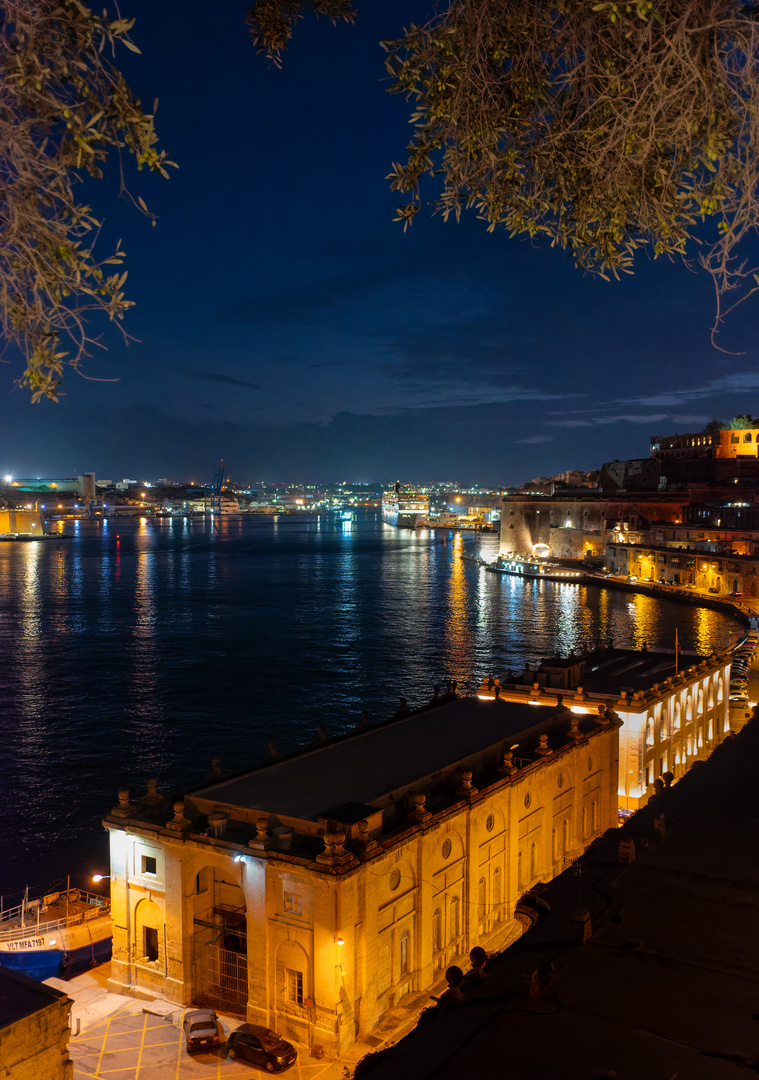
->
<box><xmin>478</xmin><ymin>647</ymin><xmax>731</xmax><ymax>812</ymax></box>
<box><xmin>104</xmin><ymin>698</ymin><xmax>619</xmax><ymax>1054</ymax></box>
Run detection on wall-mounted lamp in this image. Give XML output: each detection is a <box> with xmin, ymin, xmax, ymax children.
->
<box><xmin>234</xmin><ymin>854</ymin><xmax>245</xmax><ymax>863</ymax></box>
<box><xmin>92</xmin><ymin>875</ymin><xmax>110</xmax><ymax>883</ymax></box>
<box><xmin>336</xmin><ymin>937</ymin><xmax>344</xmax><ymax>946</ymax></box>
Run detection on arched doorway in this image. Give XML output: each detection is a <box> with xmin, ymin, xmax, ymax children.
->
<box><xmin>192</xmin><ymin>865</ymin><xmax>248</xmax><ymax>1014</ymax></box>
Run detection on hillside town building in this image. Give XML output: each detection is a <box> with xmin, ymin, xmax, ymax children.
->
<box><xmin>500</xmin><ymin>418</ymin><xmax>759</xmax><ymax>573</ymax></box>
<box><xmin>103</xmin><ymin>697</ymin><xmax>619</xmax><ymax>1054</ymax></box>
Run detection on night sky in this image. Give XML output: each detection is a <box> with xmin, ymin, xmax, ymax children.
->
<box><xmin>3</xmin><ymin>1</ymin><xmax>759</xmax><ymax>486</ymax></box>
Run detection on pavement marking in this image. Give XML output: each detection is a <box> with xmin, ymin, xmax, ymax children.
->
<box><xmin>133</xmin><ymin>1012</ymin><xmax>148</xmax><ymax>1080</ymax></box>
<box><xmin>95</xmin><ymin>1014</ymin><xmax>114</xmax><ymax>1076</ymax></box>
<box><xmin>73</xmin><ymin>1066</ymin><xmax>101</xmax><ymax>1080</ymax></box>
<box><xmin>174</xmin><ymin>1021</ymin><xmax>183</xmax><ymax>1080</ymax></box>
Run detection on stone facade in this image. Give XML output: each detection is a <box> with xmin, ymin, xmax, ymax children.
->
<box><xmin>104</xmin><ymin>698</ymin><xmax>619</xmax><ymax>1055</ymax></box>
<box><xmin>0</xmin><ymin>966</ymin><xmax>73</xmax><ymax>1080</ymax></box>
<box><xmin>478</xmin><ymin>648</ymin><xmax>731</xmax><ymax>812</ymax></box>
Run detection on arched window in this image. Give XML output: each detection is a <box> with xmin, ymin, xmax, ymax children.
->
<box><xmin>645</xmin><ymin>718</ymin><xmax>654</xmax><ymax>746</ymax></box>
<box><xmin>685</xmin><ymin>697</ymin><xmax>692</xmax><ymax>721</ymax></box>
<box><xmin>135</xmin><ymin>899</ymin><xmax>163</xmax><ymax>967</ymax></box>
<box><xmin>745</xmin><ymin>432</ymin><xmax>753</xmax><ymax>443</ymax></box>
<box><xmin>707</xmin><ymin>685</ymin><xmax>714</xmax><ymax>709</ymax></box>
<box><xmin>582</xmin><ymin>806</ymin><xmax>587</xmax><ymax>837</ymax></box>
<box><xmin>552</xmin><ymin>827</ymin><xmax>558</xmax><ymax>862</ymax></box>
<box><xmin>478</xmin><ymin>878</ymin><xmax>487</xmax><ymax>922</ymax></box>
<box><xmin>591</xmin><ymin>800</ymin><xmax>598</xmax><ymax>833</ymax></box>
<box><xmin>697</xmin><ymin>690</ymin><xmax>704</xmax><ymax>716</ymax></box>
<box><xmin>400</xmin><ymin>930</ymin><xmax>410</xmax><ymax>976</ymax></box>
<box><xmin>530</xmin><ymin>841</ymin><xmax>537</xmax><ymax>879</ymax></box>
<box><xmin>717</xmin><ymin>679</ymin><xmax>723</xmax><ymax>703</ymax></box>
<box><xmin>518</xmin><ymin>849</ymin><xmax>525</xmax><ymax>889</ymax></box>
<box><xmin>562</xmin><ymin>818</ymin><xmax>569</xmax><ymax>855</ymax></box>
<box><xmin>492</xmin><ymin>867</ymin><xmax>501</xmax><ymax>918</ymax></box>
<box><xmin>432</xmin><ymin>908</ymin><xmax>442</xmax><ymax>953</ymax></box>
<box><xmin>659</xmin><ymin>711</ymin><xmax>668</xmax><ymax>740</ymax></box>
<box><xmin>450</xmin><ymin>896</ymin><xmax>460</xmax><ymax>941</ymax></box>
<box><xmin>708</xmin><ymin>719</ymin><xmax>713</xmax><ymax>741</ymax></box>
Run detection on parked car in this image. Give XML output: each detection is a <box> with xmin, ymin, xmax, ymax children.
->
<box><xmin>227</xmin><ymin>1024</ymin><xmax>297</xmax><ymax>1071</ymax></box>
<box><xmin>183</xmin><ymin>1010</ymin><xmax>221</xmax><ymax>1053</ymax></box>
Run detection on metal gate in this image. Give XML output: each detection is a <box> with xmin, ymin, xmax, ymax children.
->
<box><xmin>193</xmin><ymin>912</ymin><xmax>248</xmax><ymax>1014</ymax></box>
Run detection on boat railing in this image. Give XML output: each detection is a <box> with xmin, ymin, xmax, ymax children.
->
<box><xmin>0</xmin><ymin>890</ymin><xmax>110</xmax><ymax>941</ymax></box>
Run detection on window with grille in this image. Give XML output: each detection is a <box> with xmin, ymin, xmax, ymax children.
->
<box><xmin>286</xmin><ymin>968</ymin><xmax>303</xmax><ymax>1005</ymax></box>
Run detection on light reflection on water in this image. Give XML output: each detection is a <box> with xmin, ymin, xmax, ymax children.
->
<box><xmin>0</xmin><ymin>512</ymin><xmax>743</xmax><ymax>894</ymax></box>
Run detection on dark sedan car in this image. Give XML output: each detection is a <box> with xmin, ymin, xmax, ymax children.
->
<box><xmin>227</xmin><ymin>1023</ymin><xmax>297</xmax><ymax>1071</ymax></box>
<box><xmin>183</xmin><ymin>1009</ymin><xmax>221</xmax><ymax>1052</ymax></box>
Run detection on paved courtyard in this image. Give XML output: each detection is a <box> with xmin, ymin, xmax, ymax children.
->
<box><xmin>69</xmin><ymin>1005</ymin><xmax>337</xmax><ymax>1080</ymax></box>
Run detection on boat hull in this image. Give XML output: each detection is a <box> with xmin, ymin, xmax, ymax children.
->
<box><xmin>0</xmin><ymin>916</ymin><xmax>112</xmax><ymax>981</ymax></box>
<box><xmin>381</xmin><ymin>508</ymin><xmax>426</xmax><ymax>528</ymax></box>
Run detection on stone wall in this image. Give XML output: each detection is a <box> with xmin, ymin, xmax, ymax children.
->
<box><xmin>0</xmin><ymin>968</ymin><xmax>72</xmax><ymax>1080</ymax></box>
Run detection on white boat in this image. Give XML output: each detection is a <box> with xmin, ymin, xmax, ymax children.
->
<box><xmin>381</xmin><ymin>484</ymin><xmax>429</xmax><ymax>528</ymax></box>
<box><xmin>0</xmin><ymin>886</ymin><xmax>112</xmax><ymax>981</ymax></box>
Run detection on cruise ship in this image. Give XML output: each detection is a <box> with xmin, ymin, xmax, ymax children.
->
<box><xmin>381</xmin><ymin>484</ymin><xmax>429</xmax><ymax>528</ymax></box>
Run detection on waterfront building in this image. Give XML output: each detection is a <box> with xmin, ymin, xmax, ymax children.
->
<box><xmin>478</xmin><ymin>647</ymin><xmax>731</xmax><ymax>812</ymax></box>
<box><xmin>359</xmin><ymin>708</ymin><xmax>759</xmax><ymax>1080</ymax></box>
<box><xmin>104</xmin><ymin>697</ymin><xmax>619</xmax><ymax>1054</ymax></box>
<box><xmin>0</xmin><ymin>509</ymin><xmax>46</xmax><ymax>538</ymax></box>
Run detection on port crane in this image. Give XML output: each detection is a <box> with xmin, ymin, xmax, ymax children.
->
<box><xmin>204</xmin><ymin>459</ymin><xmax>224</xmax><ymax>514</ymax></box>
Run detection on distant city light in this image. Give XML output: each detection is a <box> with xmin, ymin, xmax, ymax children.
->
<box><xmin>3</xmin><ymin>475</ymin><xmax>10</xmax><ymax>483</ymax></box>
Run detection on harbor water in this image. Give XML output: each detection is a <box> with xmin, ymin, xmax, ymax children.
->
<box><xmin>0</xmin><ymin>511</ymin><xmax>743</xmax><ymax>897</ymax></box>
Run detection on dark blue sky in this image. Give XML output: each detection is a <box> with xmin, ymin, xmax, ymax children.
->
<box><xmin>3</xmin><ymin>1</ymin><xmax>759</xmax><ymax>486</ymax></box>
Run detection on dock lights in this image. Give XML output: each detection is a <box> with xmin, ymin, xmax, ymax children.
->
<box><xmin>92</xmin><ymin>875</ymin><xmax>110</xmax><ymax>883</ymax></box>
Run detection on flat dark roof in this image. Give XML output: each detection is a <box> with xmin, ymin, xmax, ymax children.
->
<box><xmin>192</xmin><ymin>697</ymin><xmax>567</xmax><ymax>820</ymax></box>
<box><xmin>0</xmin><ymin>966</ymin><xmax>69</xmax><ymax>1027</ymax></box>
<box><xmin>533</xmin><ymin>647</ymin><xmax>721</xmax><ymax>696</ymax></box>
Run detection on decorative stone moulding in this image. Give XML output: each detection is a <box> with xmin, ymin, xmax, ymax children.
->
<box><xmin>111</xmin><ymin>787</ymin><xmax>136</xmax><ymax>819</ymax></box>
<box><xmin>456</xmin><ymin>769</ymin><xmax>478</xmax><ymax>799</ymax></box>
<box><xmin>535</xmin><ymin>734</ymin><xmax>552</xmax><ymax>756</ymax></box>
<box><xmin>166</xmin><ymin>800</ymin><xmax>192</xmax><ymax>835</ymax></box>
<box><xmin>499</xmin><ymin>750</ymin><xmax>518</xmax><ymax>776</ymax></box>
<box><xmin>316</xmin><ymin>827</ymin><xmax>353</xmax><ymax>867</ymax></box>
<box><xmin>140</xmin><ymin>778</ymin><xmax>168</xmax><ymax>818</ymax></box>
<box><xmin>353</xmin><ymin>819</ymin><xmax>378</xmax><ymax>860</ymax></box>
<box><xmin>408</xmin><ymin>791</ymin><xmax>431</xmax><ymax>825</ymax></box>
<box><xmin>567</xmin><ymin>717</ymin><xmax>583</xmax><ymax>741</ymax></box>
<box><xmin>248</xmin><ymin>816</ymin><xmax>274</xmax><ymax>852</ymax></box>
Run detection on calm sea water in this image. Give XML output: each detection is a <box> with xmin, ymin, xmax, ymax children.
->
<box><xmin>0</xmin><ymin>512</ymin><xmax>743</xmax><ymax>898</ymax></box>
